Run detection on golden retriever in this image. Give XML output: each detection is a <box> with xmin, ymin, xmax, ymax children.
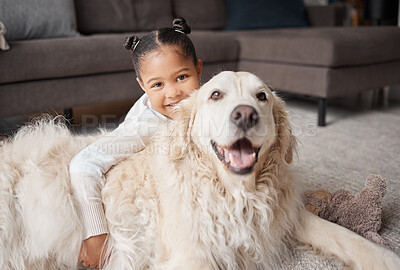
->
<box><xmin>0</xmin><ymin>71</ymin><xmax>399</xmax><ymax>269</ymax></box>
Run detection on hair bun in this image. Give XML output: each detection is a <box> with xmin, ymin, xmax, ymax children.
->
<box><xmin>123</xmin><ymin>36</ymin><xmax>140</xmax><ymax>51</ymax></box>
<box><xmin>172</xmin><ymin>17</ymin><xmax>191</xmax><ymax>35</ymax></box>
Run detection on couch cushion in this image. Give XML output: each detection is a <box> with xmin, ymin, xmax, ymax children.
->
<box><xmin>224</xmin><ymin>0</ymin><xmax>309</xmax><ymax>31</ymax></box>
<box><xmin>173</xmin><ymin>0</ymin><xmax>226</xmax><ymax>30</ymax></box>
<box><xmin>74</xmin><ymin>0</ymin><xmax>174</xmax><ymax>34</ymax></box>
<box><xmin>226</xmin><ymin>26</ymin><xmax>400</xmax><ymax>67</ymax></box>
<box><xmin>0</xmin><ymin>0</ymin><xmax>79</xmax><ymax>41</ymax></box>
<box><xmin>0</xmin><ymin>34</ymin><xmax>133</xmax><ymax>85</ymax></box>
<box><xmin>190</xmin><ymin>31</ymin><xmax>239</xmax><ymax>63</ymax></box>
<box><xmin>0</xmin><ymin>31</ymin><xmax>239</xmax><ymax>85</ymax></box>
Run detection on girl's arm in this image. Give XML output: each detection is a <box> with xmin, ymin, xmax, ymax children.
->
<box><xmin>70</xmin><ymin>94</ymin><xmax>166</xmax><ymax>268</ymax></box>
<box><xmin>69</xmin><ymin>121</ymin><xmax>146</xmax><ymax>239</ymax></box>
<box><xmin>70</xmin><ymin>118</ymin><xmax>148</xmax><ymax>269</ymax></box>
<box><xmin>69</xmin><ymin>94</ymin><xmax>167</xmax><ymax>239</ymax></box>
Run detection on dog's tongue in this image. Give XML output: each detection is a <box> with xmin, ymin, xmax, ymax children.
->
<box><xmin>224</xmin><ymin>139</ymin><xmax>256</xmax><ymax>169</ymax></box>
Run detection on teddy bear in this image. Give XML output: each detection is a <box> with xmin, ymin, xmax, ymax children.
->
<box><xmin>304</xmin><ymin>174</ymin><xmax>388</xmax><ymax>247</ymax></box>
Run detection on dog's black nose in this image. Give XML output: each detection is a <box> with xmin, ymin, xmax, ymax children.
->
<box><xmin>230</xmin><ymin>105</ymin><xmax>259</xmax><ymax>131</ymax></box>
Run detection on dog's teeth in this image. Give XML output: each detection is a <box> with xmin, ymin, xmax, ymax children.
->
<box><xmin>229</xmin><ymin>153</ymin><xmax>235</xmax><ymax>165</ymax></box>
<box><xmin>252</xmin><ymin>153</ymin><xmax>256</xmax><ymax>158</ymax></box>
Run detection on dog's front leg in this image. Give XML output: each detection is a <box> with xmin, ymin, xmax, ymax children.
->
<box><xmin>295</xmin><ymin>209</ymin><xmax>400</xmax><ymax>270</ymax></box>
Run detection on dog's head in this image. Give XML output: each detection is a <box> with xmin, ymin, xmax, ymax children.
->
<box><xmin>169</xmin><ymin>71</ymin><xmax>295</xmax><ymax>177</ymax></box>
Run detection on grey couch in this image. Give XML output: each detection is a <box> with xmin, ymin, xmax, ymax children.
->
<box><xmin>1</xmin><ymin>0</ymin><xmax>400</xmax><ymax>126</ymax></box>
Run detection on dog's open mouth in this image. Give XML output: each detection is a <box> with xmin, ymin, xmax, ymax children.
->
<box><xmin>211</xmin><ymin>138</ymin><xmax>261</xmax><ymax>175</ymax></box>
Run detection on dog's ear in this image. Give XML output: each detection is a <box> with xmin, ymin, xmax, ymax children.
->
<box><xmin>272</xmin><ymin>93</ymin><xmax>297</xmax><ymax>164</ymax></box>
<box><xmin>167</xmin><ymin>90</ymin><xmax>199</xmax><ymax>160</ymax></box>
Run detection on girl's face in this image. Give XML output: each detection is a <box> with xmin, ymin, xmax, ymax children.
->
<box><xmin>137</xmin><ymin>46</ymin><xmax>203</xmax><ymax>119</ymax></box>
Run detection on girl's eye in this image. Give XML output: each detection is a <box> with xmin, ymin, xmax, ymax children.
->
<box><xmin>152</xmin><ymin>82</ymin><xmax>163</xmax><ymax>88</ymax></box>
<box><xmin>177</xmin><ymin>75</ymin><xmax>188</xmax><ymax>81</ymax></box>
<box><xmin>210</xmin><ymin>90</ymin><xmax>223</xmax><ymax>100</ymax></box>
<box><xmin>256</xmin><ymin>91</ymin><xmax>268</xmax><ymax>102</ymax></box>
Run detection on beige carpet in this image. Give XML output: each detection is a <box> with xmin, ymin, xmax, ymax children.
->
<box><xmin>282</xmin><ymin>97</ymin><xmax>400</xmax><ymax>268</ymax></box>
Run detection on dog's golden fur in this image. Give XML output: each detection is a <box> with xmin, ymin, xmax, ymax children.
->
<box><xmin>0</xmin><ymin>72</ymin><xmax>399</xmax><ymax>269</ymax></box>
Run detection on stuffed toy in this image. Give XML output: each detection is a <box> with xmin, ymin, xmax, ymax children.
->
<box><xmin>305</xmin><ymin>174</ymin><xmax>388</xmax><ymax>247</ymax></box>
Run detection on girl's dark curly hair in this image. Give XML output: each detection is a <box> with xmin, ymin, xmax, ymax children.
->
<box><xmin>124</xmin><ymin>17</ymin><xmax>198</xmax><ymax>81</ymax></box>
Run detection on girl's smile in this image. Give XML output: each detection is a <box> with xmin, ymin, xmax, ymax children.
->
<box><xmin>137</xmin><ymin>46</ymin><xmax>202</xmax><ymax>119</ymax></box>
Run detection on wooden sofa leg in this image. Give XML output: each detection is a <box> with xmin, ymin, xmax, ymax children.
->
<box><xmin>64</xmin><ymin>108</ymin><xmax>73</xmax><ymax>126</ymax></box>
<box><xmin>318</xmin><ymin>98</ymin><xmax>326</xmax><ymax>127</ymax></box>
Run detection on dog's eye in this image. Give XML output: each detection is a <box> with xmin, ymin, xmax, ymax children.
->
<box><xmin>210</xmin><ymin>91</ymin><xmax>223</xmax><ymax>100</ymax></box>
<box><xmin>256</xmin><ymin>91</ymin><xmax>268</xmax><ymax>102</ymax></box>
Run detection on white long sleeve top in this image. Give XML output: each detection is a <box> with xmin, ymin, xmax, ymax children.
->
<box><xmin>69</xmin><ymin>94</ymin><xmax>168</xmax><ymax>239</ymax></box>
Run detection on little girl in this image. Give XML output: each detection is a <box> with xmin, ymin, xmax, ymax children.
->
<box><xmin>69</xmin><ymin>18</ymin><xmax>203</xmax><ymax>269</ymax></box>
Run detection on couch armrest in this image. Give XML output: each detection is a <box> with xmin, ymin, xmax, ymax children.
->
<box><xmin>306</xmin><ymin>4</ymin><xmax>347</xmax><ymax>27</ymax></box>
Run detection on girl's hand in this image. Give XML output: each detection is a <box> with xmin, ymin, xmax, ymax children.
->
<box><xmin>79</xmin><ymin>234</ymin><xmax>109</xmax><ymax>269</ymax></box>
